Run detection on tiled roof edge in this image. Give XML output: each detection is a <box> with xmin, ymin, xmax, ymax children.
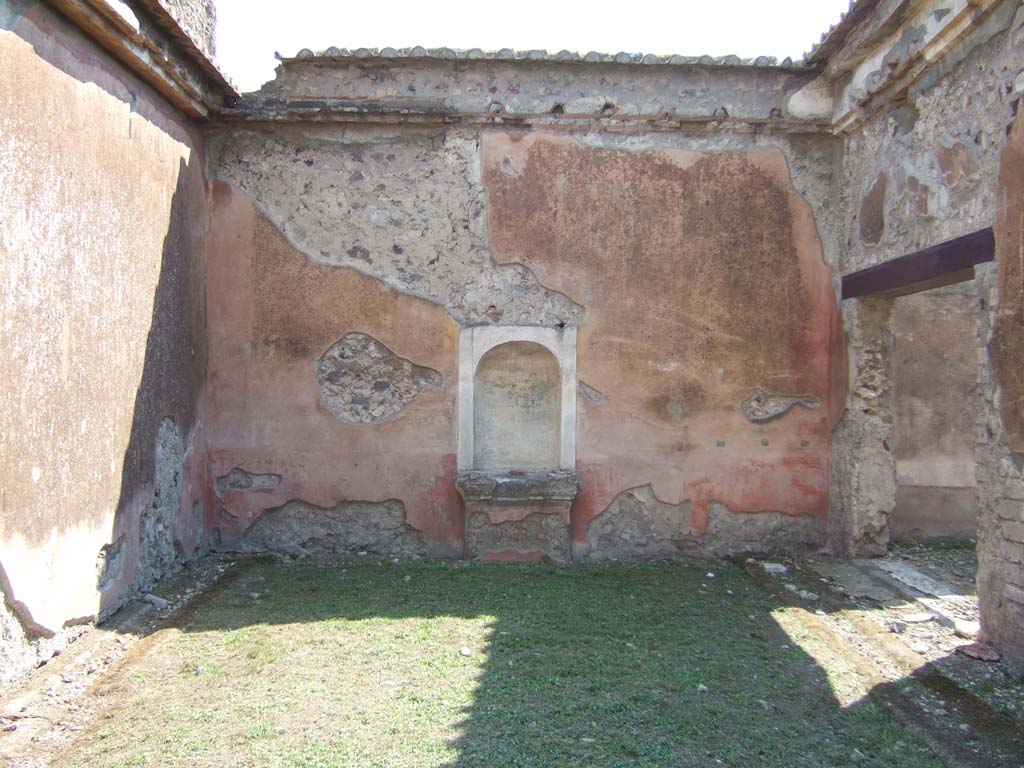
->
<box><xmin>282</xmin><ymin>46</ymin><xmax>809</xmax><ymax>69</ymax></box>
<box><xmin>804</xmin><ymin>0</ymin><xmax>883</xmax><ymax>65</ymax></box>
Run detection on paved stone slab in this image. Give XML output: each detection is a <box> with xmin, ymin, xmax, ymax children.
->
<box><xmin>861</xmin><ymin>559</ymin><xmax>961</xmax><ymax>598</ymax></box>
<box><xmin>808</xmin><ymin>560</ymin><xmax>899</xmax><ymax>602</ymax></box>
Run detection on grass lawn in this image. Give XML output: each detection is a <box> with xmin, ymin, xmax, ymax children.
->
<box><xmin>59</xmin><ymin>558</ymin><xmax>941</xmax><ymax>767</ymax></box>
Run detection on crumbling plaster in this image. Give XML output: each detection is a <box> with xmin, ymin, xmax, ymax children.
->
<box><xmin>203</xmin><ymin>53</ymin><xmax>854</xmax><ymax>561</ymax></box>
<box><xmin>241</xmin><ymin>499</ymin><xmax>427</xmax><ymax>558</ymax></box>
<box><xmin>978</xmin><ymin>103</ymin><xmax>1024</xmax><ymax>668</ymax></box>
<box><xmin>205</xmin><ymin>102</ymin><xmax>846</xmax><ymax>560</ymax></box>
<box><xmin>6</xmin><ymin>0</ymin><xmax>1024</xmax><ymax>679</ymax></box>
<box><xmin>207</xmin><ymin>125</ymin><xmax>583</xmax><ymax>327</ymax></box>
<box><xmin>482</xmin><ymin>131</ymin><xmax>845</xmax><ymax>557</ymax></box>
<box><xmin>204</xmin><ymin>0</ymin><xmax>1024</xmax><ymax>664</ymax></box>
<box><xmin>837</xmin><ymin>4</ymin><xmax>1022</xmax><ymax>275</ymax></box>
<box><xmin>0</xmin><ymin>0</ymin><xmax>210</xmax><ymax>663</ymax></box>
<box><xmin>829</xmin><ymin>0</ymin><xmax>1024</xmax><ymax>556</ymax></box>
<box><xmin>205</xmin><ymin>182</ymin><xmax>464</xmax><ymax>557</ymax></box>
<box><xmin>241</xmin><ymin>54</ymin><xmax>822</xmax><ymax>124</ymax></box>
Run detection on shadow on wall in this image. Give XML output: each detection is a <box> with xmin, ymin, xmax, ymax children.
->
<box><xmin>94</xmin><ymin>151</ymin><xmax>209</xmax><ymax>620</ymax></box>
<box><xmin>0</xmin><ymin>0</ymin><xmax>209</xmax><ymax>642</ymax></box>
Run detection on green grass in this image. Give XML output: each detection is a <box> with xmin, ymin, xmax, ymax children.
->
<box><xmin>62</xmin><ymin>559</ymin><xmax>942</xmax><ymax>768</ymax></box>
<box><xmin>890</xmin><ymin>539</ymin><xmax>977</xmax><ymax>553</ymax></box>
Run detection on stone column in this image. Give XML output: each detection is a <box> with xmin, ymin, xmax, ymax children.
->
<box><xmin>829</xmin><ymin>297</ymin><xmax>897</xmax><ymax>556</ymax></box>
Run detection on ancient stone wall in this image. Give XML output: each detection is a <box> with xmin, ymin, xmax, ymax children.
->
<box><xmin>8</xmin><ymin>0</ymin><xmax>1022</xmax><ymax>678</ymax></box>
<box><xmin>156</xmin><ymin>0</ymin><xmax>215</xmax><ymax>58</ymax></box>
<box><xmin>979</xmin><ymin>104</ymin><xmax>1024</xmax><ymax>668</ymax></box>
<box><xmin>828</xmin><ymin>0</ymin><xmax>1023</xmax><ymax>552</ymax></box>
<box><xmin>0</xmin><ymin>0</ymin><xmax>213</xmax><ymax>681</ymax></box>
<box><xmin>205</xmin><ymin>55</ymin><xmax>846</xmax><ymax>562</ymax></box>
<box><xmin>826</xmin><ymin>0</ymin><xmax>1024</xmax><ymax>663</ymax></box>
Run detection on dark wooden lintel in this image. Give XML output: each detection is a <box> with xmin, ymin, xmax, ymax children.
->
<box><xmin>841</xmin><ymin>227</ymin><xmax>994</xmax><ymax>300</ymax></box>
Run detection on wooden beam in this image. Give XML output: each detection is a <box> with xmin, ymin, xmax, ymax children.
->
<box><xmin>841</xmin><ymin>227</ymin><xmax>994</xmax><ymax>300</ymax></box>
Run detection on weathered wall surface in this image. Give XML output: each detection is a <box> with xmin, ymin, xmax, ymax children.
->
<box><xmin>208</xmin><ymin>62</ymin><xmax>844</xmax><ymax>558</ymax></box>
<box><xmin>482</xmin><ymin>132</ymin><xmax>845</xmax><ymax>558</ymax></box>
<box><xmin>251</xmin><ymin>53</ymin><xmax>818</xmax><ymax>121</ymax></box>
<box><xmin>837</xmin><ymin>3</ymin><xmax>1022</xmax><ymax>276</ymax></box>
<box><xmin>205</xmin><ymin>182</ymin><xmax>463</xmax><ymax>557</ymax></box>
<box><xmin>208</xmin><ymin>123</ymin><xmax>583</xmax><ymax>327</ymax></box>
<box><xmin>0</xmin><ymin>0</ymin><xmax>209</xmax><ymax>680</ymax></box>
<box><xmin>891</xmin><ymin>285</ymin><xmax>978</xmax><ymax>541</ymax></box>
<box><xmin>222</xmin><ymin>53</ymin><xmax>848</xmax><ymax>278</ymax></box>
<box><xmin>156</xmin><ymin>0</ymin><xmax>215</xmax><ymax>58</ymax></box>
<box><xmin>825</xmin><ymin>0</ymin><xmax>1024</xmax><ymax>662</ymax></box>
<box><xmin>829</xmin><ymin>0</ymin><xmax>1024</xmax><ymax>555</ymax></box>
<box><xmin>990</xmin><ymin>107</ymin><xmax>1024</xmax><ymax>456</ymax></box>
<box><xmin>978</xmin><ymin>104</ymin><xmax>1024</xmax><ymax>668</ymax></box>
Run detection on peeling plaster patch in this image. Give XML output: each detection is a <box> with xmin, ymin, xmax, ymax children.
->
<box><xmin>585</xmin><ymin>486</ymin><xmax>693</xmax><ymax>560</ymax></box>
<box><xmin>860</xmin><ymin>173</ymin><xmax>888</xmax><ymax>245</ymax></box>
<box><xmin>0</xmin><ymin>559</ymin><xmax>88</xmax><ymax>691</ymax></box>
<box><xmin>241</xmin><ymin>499</ymin><xmax>427</xmax><ymax>557</ymax></box>
<box><xmin>0</xmin><ymin>563</ymin><xmax>51</xmax><ymax>642</ymax></box>
<box><xmin>0</xmin><ymin>583</ymin><xmax>31</xmax><ymax>688</ymax></box>
<box><xmin>214</xmin><ymin>467</ymin><xmax>282</xmax><ymax>497</ymax></box>
<box><xmin>740</xmin><ymin>387</ymin><xmax>820</xmax><ymax>423</ymax></box>
<box><xmin>219</xmin><ymin>506</ymin><xmax>239</xmax><ymax>522</ymax></box>
<box><xmin>870</xmin><ymin>24</ymin><xmax>927</xmax><ymax>93</ymax></box>
<box><xmin>890</xmin><ymin>101</ymin><xmax>919</xmax><ymax>136</ymax></box>
<box><xmin>1</xmin><ymin>560</ymin><xmax>94</xmax><ymax>691</ymax></box>
<box><xmin>95</xmin><ymin>535</ymin><xmax>125</xmax><ymax>592</ymax></box>
<box><xmin>207</xmin><ymin>129</ymin><xmax>584</xmax><ymax>326</ymax></box>
<box><xmin>578</xmin><ymin>380</ymin><xmax>604</xmax><ymax>405</ymax></box>
<box><xmin>935</xmin><ymin>142</ymin><xmax>973</xmax><ymax>188</ymax></box>
<box><xmin>316</xmin><ymin>332</ymin><xmax>441</xmax><ymax>424</ymax></box>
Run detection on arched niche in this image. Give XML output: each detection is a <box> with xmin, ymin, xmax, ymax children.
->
<box><xmin>473</xmin><ymin>341</ymin><xmax>561</xmax><ymax>470</ymax></box>
<box><xmin>457</xmin><ymin>325</ymin><xmax>577</xmax><ymax>471</ymax></box>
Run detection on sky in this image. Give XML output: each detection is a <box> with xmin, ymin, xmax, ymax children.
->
<box><xmin>213</xmin><ymin>0</ymin><xmax>853</xmax><ymax>92</ymax></box>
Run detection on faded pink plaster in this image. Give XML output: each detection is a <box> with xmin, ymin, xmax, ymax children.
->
<box><xmin>205</xmin><ymin>182</ymin><xmax>464</xmax><ymax>555</ymax></box>
<box><xmin>482</xmin><ymin>132</ymin><xmax>843</xmax><ymax>546</ymax></box>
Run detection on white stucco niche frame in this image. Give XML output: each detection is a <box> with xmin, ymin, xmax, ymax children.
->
<box><xmin>457</xmin><ymin>325</ymin><xmax>577</xmax><ymax>471</ymax></box>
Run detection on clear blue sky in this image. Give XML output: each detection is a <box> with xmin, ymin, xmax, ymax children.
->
<box><xmin>214</xmin><ymin>0</ymin><xmax>852</xmax><ymax>92</ymax></box>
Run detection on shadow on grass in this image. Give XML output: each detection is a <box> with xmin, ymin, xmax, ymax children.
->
<box><xmin>53</xmin><ymin>558</ymin><xmax>978</xmax><ymax>768</ymax></box>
